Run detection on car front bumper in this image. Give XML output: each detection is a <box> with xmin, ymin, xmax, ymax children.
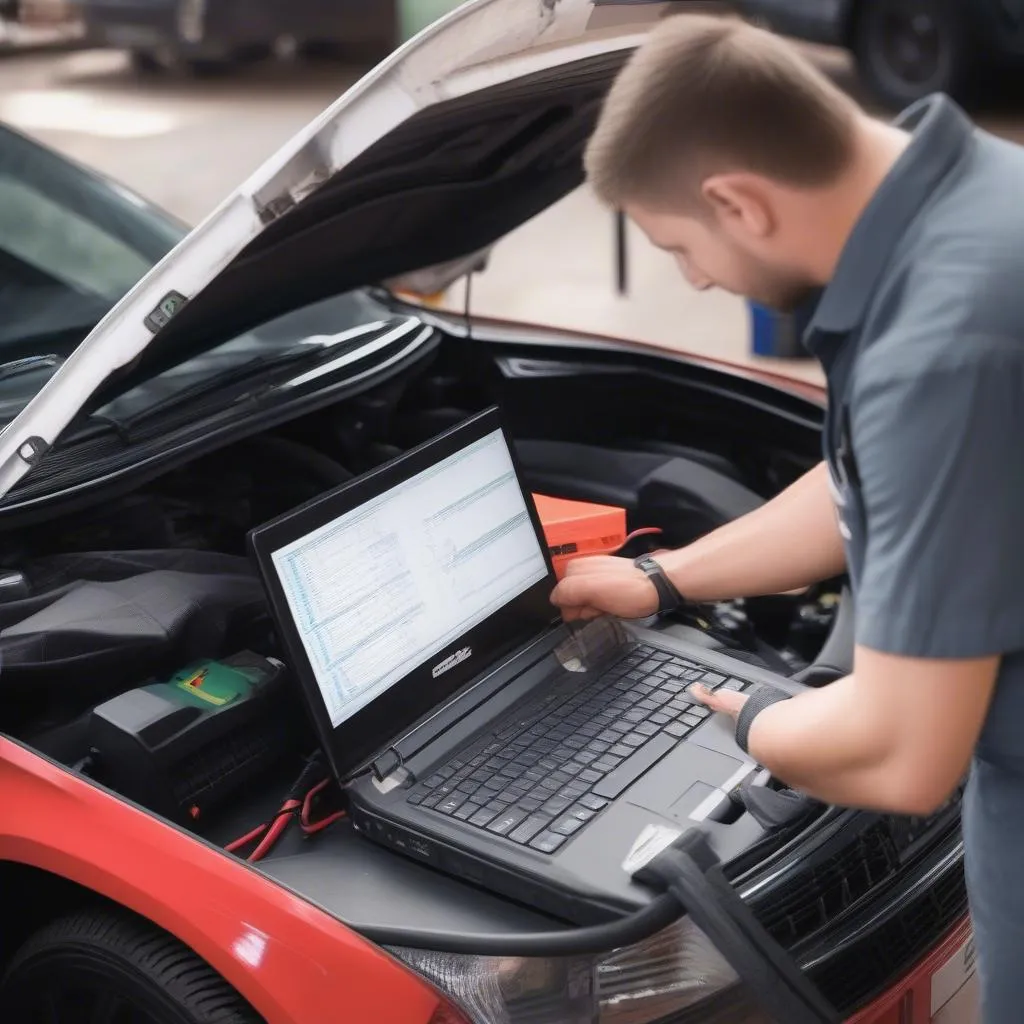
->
<box><xmin>852</xmin><ymin>917</ymin><xmax>976</xmax><ymax>1024</ymax></box>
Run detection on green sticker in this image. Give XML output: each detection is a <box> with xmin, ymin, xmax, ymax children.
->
<box><xmin>144</xmin><ymin>290</ymin><xmax>188</xmax><ymax>334</ymax></box>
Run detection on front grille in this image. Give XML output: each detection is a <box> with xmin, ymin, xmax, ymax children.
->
<box><xmin>745</xmin><ymin>800</ymin><xmax>965</xmax><ymax>1015</ymax></box>
<box><xmin>754</xmin><ymin>821</ymin><xmax>899</xmax><ymax>948</ymax></box>
<box><xmin>807</xmin><ymin>851</ymin><xmax>968</xmax><ymax>1013</ymax></box>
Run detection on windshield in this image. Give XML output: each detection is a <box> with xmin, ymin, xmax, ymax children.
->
<box><xmin>0</xmin><ymin>124</ymin><xmax>184</xmax><ymax>414</ymax></box>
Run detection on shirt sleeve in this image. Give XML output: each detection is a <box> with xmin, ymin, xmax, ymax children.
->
<box><xmin>851</xmin><ymin>336</ymin><xmax>1024</xmax><ymax>659</ymax></box>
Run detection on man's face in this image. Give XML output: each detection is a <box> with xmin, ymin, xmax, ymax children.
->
<box><xmin>627</xmin><ymin>198</ymin><xmax>816</xmax><ymax>313</ymax></box>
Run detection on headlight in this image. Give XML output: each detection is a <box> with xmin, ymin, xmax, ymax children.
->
<box><xmin>388</xmin><ymin>915</ymin><xmax>766</xmax><ymax>1024</ymax></box>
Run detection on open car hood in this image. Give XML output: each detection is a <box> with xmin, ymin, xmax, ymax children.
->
<box><xmin>0</xmin><ymin>0</ymin><xmax>673</xmax><ymax>498</ymax></box>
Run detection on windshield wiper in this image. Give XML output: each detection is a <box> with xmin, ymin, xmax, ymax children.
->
<box><xmin>0</xmin><ymin>354</ymin><xmax>62</xmax><ymax>383</ymax></box>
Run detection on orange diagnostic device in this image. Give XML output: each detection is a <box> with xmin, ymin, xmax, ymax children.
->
<box><xmin>532</xmin><ymin>494</ymin><xmax>628</xmax><ymax>579</ymax></box>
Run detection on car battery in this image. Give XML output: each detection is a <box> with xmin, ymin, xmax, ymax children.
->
<box><xmin>86</xmin><ymin>652</ymin><xmax>295</xmax><ymax>825</ymax></box>
<box><xmin>532</xmin><ymin>493</ymin><xmax>627</xmax><ymax>578</ymax></box>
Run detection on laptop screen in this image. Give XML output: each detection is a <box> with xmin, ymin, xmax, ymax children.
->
<box><xmin>269</xmin><ymin>427</ymin><xmax>549</xmax><ymax>730</ymax></box>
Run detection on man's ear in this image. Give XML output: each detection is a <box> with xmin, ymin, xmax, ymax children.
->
<box><xmin>701</xmin><ymin>174</ymin><xmax>774</xmax><ymax>239</ymax></box>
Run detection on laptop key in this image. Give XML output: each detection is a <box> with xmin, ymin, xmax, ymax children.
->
<box><xmin>578</xmin><ymin>768</ymin><xmax>603</xmax><ymax>784</ymax></box>
<box><xmin>487</xmin><ymin>809</ymin><xmax>527</xmax><ymax>836</ymax></box>
<box><xmin>530</xmin><ymin>831</ymin><xmax>568</xmax><ymax>854</ymax></box>
<box><xmin>665</xmin><ymin>721</ymin><xmax>691</xmax><ymax>739</ymax></box>
<box><xmin>580</xmin><ymin>794</ymin><xmax>609</xmax><ymax>811</ymax></box>
<box><xmin>437</xmin><ymin>796</ymin><xmax>464</xmax><ymax>815</ymax></box>
<box><xmin>407</xmin><ymin>790</ymin><xmax>426</xmax><ymax>805</ymax></box>
<box><xmin>509</xmin><ymin>815</ymin><xmax>550</xmax><ymax>845</ymax></box>
<box><xmin>469</xmin><ymin>806</ymin><xmax>498</xmax><ymax>827</ymax></box>
<box><xmin>592</xmin><ymin>734</ymin><xmax>678</xmax><ymax>800</ymax></box>
<box><xmin>593</xmin><ymin>756</ymin><xmax>622</xmax><ymax>773</ymax></box>
<box><xmin>702</xmin><ymin>673</ymin><xmax>727</xmax><ymax>687</ymax></box>
<box><xmin>552</xmin><ymin>815</ymin><xmax>586</xmax><ymax>837</ymax></box>
<box><xmin>636</xmin><ymin>721</ymin><xmax>660</xmax><ymax>737</ymax></box>
<box><xmin>682</xmin><ymin>713</ymin><xmax>705</xmax><ymax>728</ymax></box>
<box><xmin>569</xmin><ymin>805</ymin><xmax>596</xmax><ymax>822</ymax></box>
<box><xmin>622</xmin><ymin>733</ymin><xmax>646</xmax><ymax>748</ymax></box>
<box><xmin>453</xmin><ymin>803</ymin><xmax>479</xmax><ymax>821</ymax></box>
<box><xmin>543</xmin><ymin>794</ymin><xmax>574</xmax><ymax>815</ymax></box>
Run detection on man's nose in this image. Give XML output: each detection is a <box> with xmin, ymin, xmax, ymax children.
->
<box><xmin>675</xmin><ymin>256</ymin><xmax>712</xmax><ymax>291</ymax></box>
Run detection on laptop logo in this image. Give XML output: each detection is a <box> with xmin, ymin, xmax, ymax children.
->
<box><xmin>432</xmin><ymin>646</ymin><xmax>472</xmax><ymax>678</ymax></box>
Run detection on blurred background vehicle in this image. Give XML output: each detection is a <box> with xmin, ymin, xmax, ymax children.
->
<box><xmin>70</xmin><ymin>0</ymin><xmax>402</xmax><ymax>74</ymax></box>
<box><xmin>736</xmin><ymin>0</ymin><xmax>1024</xmax><ymax>108</ymax></box>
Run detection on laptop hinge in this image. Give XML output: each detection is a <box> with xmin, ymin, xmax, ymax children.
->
<box><xmin>372</xmin><ymin>746</ymin><xmax>404</xmax><ymax>783</ymax></box>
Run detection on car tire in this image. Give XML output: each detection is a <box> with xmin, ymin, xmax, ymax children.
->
<box><xmin>852</xmin><ymin>0</ymin><xmax>978</xmax><ymax>109</ymax></box>
<box><xmin>0</xmin><ymin>908</ymin><xmax>263</xmax><ymax>1023</ymax></box>
<box><xmin>129</xmin><ymin>49</ymin><xmax>166</xmax><ymax>75</ymax></box>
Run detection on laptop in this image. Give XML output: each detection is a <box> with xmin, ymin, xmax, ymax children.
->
<box><xmin>249</xmin><ymin>406</ymin><xmax>802</xmax><ymax>923</ymax></box>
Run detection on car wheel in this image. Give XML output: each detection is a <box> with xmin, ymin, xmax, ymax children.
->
<box><xmin>129</xmin><ymin>50</ymin><xmax>166</xmax><ymax>75</ymax></box>
<box><xmin>0</xmin><ymin>908</ymin><xmax>262</xmax><ymax>1023</ymax></box>
<box><xmin>852</xmin><ymin>0</ymin><xmax>977</xmax><ymax>108</ymax></box>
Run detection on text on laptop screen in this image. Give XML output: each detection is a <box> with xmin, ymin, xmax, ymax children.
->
<box><xmin>270</xmin><ymin>428</ymin><xmax>549</xmax><ymax>729</ymax></box>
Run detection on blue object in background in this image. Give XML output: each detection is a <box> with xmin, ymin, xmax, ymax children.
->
<box><xmin>748</xmin><ymin>301</ymin><xmax>811</xmax><ymax>359</ymax></box>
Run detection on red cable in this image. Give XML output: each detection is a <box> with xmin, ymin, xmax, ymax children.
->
<box><xmin>247</xmin><ymin>799</ymin><xmax>301</xmax><ymax>862</ymax></box>
<box><xmin>225</xmin><ymin>778</ymin><xmax>346</xmax><ymax>859</ymax></box>
<box><xmin>616</xmin><ymin>527</ymin><xmax>663</xmax><ymax>551</ymax></box>
<box><xmin>301</xmin><ymin>778</ymin><xmax>346</xmax><ymax>835</ymax></box>
<box><xmin>225</xmin><ymin>823</ymin><xmax>268</xmax><ymax>854</ymax></box>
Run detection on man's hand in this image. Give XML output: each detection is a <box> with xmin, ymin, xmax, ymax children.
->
<box><xmin>549</xmin><ymin>555</ymin><xmax>660</xmax><ymax>621</ymax></box>
<box><xmin>689</xmin><ymin>683</ymin><xmax>748</xmax><ymax>720</ymax></box>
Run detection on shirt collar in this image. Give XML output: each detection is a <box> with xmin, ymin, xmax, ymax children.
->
<box><xmin>803</xmin><ymin>93</ymin><xmax>974</xmax><ymax>354</ymax></box>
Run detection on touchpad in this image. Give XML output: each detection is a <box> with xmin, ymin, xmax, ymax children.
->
<box><xmin>627</xmin><ymin>741</ymin><xmax>744</xmax><ymax>817</ymax></box>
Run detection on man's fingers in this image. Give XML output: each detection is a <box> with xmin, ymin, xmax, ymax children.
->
<box><xmin>550</xmin><ymin>575</ymin><xmax>593</xmax><ymax>609</ymax></box>
<box><xmin>689</xmin><ymin>684</ymin><xmax>748</xmax><ymax>718</ymax></box>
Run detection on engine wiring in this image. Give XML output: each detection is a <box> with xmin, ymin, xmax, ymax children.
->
<box><xmin>225</xmin><ymin>754</ymin><xmax>347</xmax><ymax>862</ymax></box>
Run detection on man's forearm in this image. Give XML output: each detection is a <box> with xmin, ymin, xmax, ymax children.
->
<box><xmin>658</xmin><ymin>462</ymin><xmax>846</xmax><ymax>603</ymax></box>
<box><xmin>745</xmin><ymin>678</ymin><xmax>907</xmax><ymax>810</ymax></box>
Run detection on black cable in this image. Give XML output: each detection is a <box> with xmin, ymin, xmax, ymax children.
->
<box><xmin>359</xmin><ymin>892</ymin><xmax>681</xmax><ymax>957</ymax></box>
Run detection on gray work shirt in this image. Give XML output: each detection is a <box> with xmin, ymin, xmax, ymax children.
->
<box><xmin>804</xmin><ymin>94</ymin><xmax>1024</xmax><ymax>1021</ymax></box>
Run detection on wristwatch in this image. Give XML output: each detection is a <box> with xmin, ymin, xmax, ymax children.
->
<box><xmin>633</xmin><ymin>555</ymin><xmax>685</xmax><ymax>614</ymax></box>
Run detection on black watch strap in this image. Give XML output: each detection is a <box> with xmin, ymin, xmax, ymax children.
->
<box><xmin>735</xmin><ymin>685</ymin><xmax>791</xmax><ymax>754</ymax></box>
<box><xmin>633</xmin><ymin>555</ymin><xmax>684</xmax><ymax>614</ymax></box>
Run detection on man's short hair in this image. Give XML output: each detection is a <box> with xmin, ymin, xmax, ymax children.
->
<box><xmin>585</xmin><ymin>14</ymin><xmax>859</xmax><ymax>209</ymax></box>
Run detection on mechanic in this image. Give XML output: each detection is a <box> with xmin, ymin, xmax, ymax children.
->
<box><xmin>550</xmin><ymin>14</ymin><xmax>1024</xmax><ymax>1022</ymax></box>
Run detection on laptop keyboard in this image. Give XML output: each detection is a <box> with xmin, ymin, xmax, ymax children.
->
<box><xmin>408</xmin><ymin>644</ymin><xmax>751</xmax><ymax>855</ymax></box>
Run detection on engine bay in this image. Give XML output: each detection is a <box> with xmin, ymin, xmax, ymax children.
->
<box><xmin>0</xmin><ymin>333</ymin><xmax>837</xmax><ymax>854</ymax></box>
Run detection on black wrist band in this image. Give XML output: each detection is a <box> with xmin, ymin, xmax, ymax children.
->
<box><xmin>633</xmin><ymin>555</ymin><xmax>685</xmax><ymax>614</ymax></box>
<box><xmin>735</xmin><ymin>685</ymin><xmax>791</xmax><ymax>755</ymax></box>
